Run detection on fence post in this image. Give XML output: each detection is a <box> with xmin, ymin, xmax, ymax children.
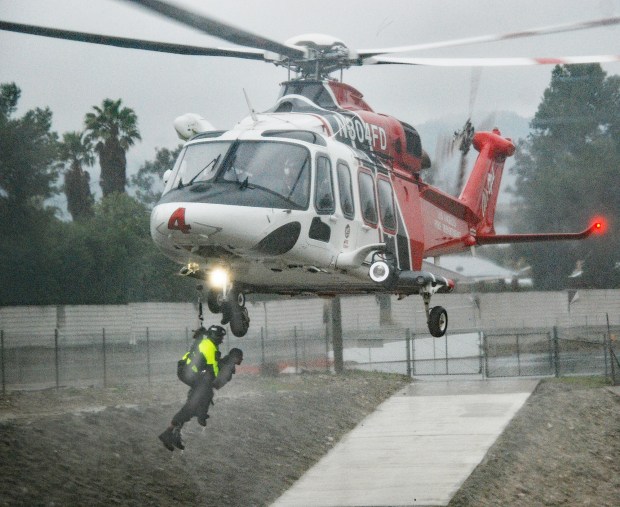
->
<box><xmin>302</xmin><ymin>331</ymin><xmax>307</xmax><ymax>370</ymax></box>
<box><xmin>102</xmin><ymin>328</ymin><xmax>107</xmax><ymax>388</ymax></box>
<box><xmin>411</xmin><ymin>332</ymin><xmax>416</xmax><ymax>376</ymax></box>
<box><xmin>445</xmin><ymin>332</ymin><xmax>449</xmax><ymax>375</ymax></box>
<box><xmin>54</xmin><ymin>329</ymin><xmax>60</xmax><ymax>390</ymax></box>
<box><xmin>294</xmin><ymin>326</ymin><xmax>299</xmax><ymax>374</ymax></box>
<box><xmin>406</xmin><ymin>329</ymin><xmax>411</xmax><ymax>377</ymax></box>
<box><xmin>1</xmin><ymin>330</ymin><xmax>5</xmax><ymax>395</ymax></box>
<box><xmin>516</xmin><ymin>333</ymin><xmax>521</xmax><ymax>376</ymax></box>
<box><xmin>603</xmin><ymin>332</ymin><xmax>609</xmax><ymax>379</ymax></box>
<box><xmin>553</xmin><ymin>326</ymin><xmax>560</xmax><ymax>378</ymax></box>
<box><xmin>607</xmin><ymin>313</ymin><xmax>617</xmax><ymax>385</ymax></box>
<box><xmin>547</xmin><ymin>331</ymin><xmax>553</xmax><ymax>369</ymax></box>
<box><xmin>260</xmin><ymin>326</ymin><xmax>265</xmax><ymax>369</ymax></box>
<box><xmin>483</xmin><ymin>332</ymin><xmax>489</xmax><ymax>378</ymax></box>
<box><xmin>325</xmin><ymin>321</ymin><xmax>330</xmax><ymax>373</ymax></box>
<box><xmin>146</xmin><ymin>327</ymin><xmax>151</xmax><ymax>386</ymax></box>
<box><xmin>478</xmin><ymin>331</ymin><xmax>484</xmax><ymax>377</ymax></box>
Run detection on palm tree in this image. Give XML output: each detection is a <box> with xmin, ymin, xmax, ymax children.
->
<box><xmin>59</xmin><ymin>131</ymin><xmax>95</xmax><ymax>221</ymax></box>
<box><xmin>84</xmin><ymin>98</ymin><xmax>141</xmax><ymax>196</ymax></box>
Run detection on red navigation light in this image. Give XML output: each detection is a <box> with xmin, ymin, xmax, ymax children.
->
<box><xmin>590</xmin><ymin>216</ymin><xmax>608</xmax><ymax>235</ymax></box>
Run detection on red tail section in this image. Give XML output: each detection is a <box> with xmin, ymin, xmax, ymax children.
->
<box><xmin>459</xmin><ymin>129</ymin><xmax>515</xmax><ymax>235</ymax></box>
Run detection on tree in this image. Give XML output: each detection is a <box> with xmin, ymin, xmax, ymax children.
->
<box><xmin>59</xmin><ymin>131</ymin><xmax>95</xmax><ymax>221</ymax></box>
<box><xmin>0</xmin><ymin>82</ymin><xmax>59</xmax><ymax>221</ymax></box>
<box><xmin>0</xmin><ymin>83</ymin><xmax>63</xmax><ymax>305</ymax></box>
<box><xmin>130</xmin><ymin>144</ymin><xmax>182</xmax><ymax>208</ymax></box>
<box><xmin>84</xmin><ymin>98</ymin><xmax>141</xmax><ymax>196</ymax></box>
<box><xmin>511</xmin><ymin>64</ymin><xmax>620</xmax><ymax>289</ymax></box>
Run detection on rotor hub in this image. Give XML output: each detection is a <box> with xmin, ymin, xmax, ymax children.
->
<box><xmin>270</xmin><ymin>33</ymin><xmax>359</xmax><ymax>78</ymax></box>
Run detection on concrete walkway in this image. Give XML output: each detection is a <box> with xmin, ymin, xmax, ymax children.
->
<box><xmin>271</xmin><ymin>378</ymin><xmax>539</xmax><ymax>507</ymax></box>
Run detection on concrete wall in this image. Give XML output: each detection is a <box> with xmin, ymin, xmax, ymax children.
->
<box><xmin>1</xmin><ymin>290</ymin><xmax>618</xmax><ymax>345</ymax></box>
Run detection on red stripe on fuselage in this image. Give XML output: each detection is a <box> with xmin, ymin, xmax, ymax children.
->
<box><xmin>390</xmin><ymin>174</ymin><xmax>425</xmax><ymax>270</ymax></box>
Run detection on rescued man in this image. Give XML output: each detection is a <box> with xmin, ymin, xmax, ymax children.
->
<box><xmin>158</xmin><ymin>324</ymin><xmax>226</xmax><ymax>451</ymax></box>
<box><xmin>213</xmin><ymin>347</ymin><xmax>243</xmax><ymax>390</ymax></box>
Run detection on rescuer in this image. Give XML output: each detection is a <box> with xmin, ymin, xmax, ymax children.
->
<box><xmin>158</xmin><ymin>324</ymin><xmax>226</xmax><ymax>451</ymax></box>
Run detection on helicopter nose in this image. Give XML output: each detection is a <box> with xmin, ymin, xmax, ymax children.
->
<box><xmin>150</xmin><ymin>202</ymin><xmax>298</xmax><ymax>254</ymax></box>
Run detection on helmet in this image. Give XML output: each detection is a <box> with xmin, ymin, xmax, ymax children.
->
<box><xmin>206</xmin><ymin>325</ymin><xmax>227</xmax><ymax>342</ymax></box>
<box><xmin>192</xmin><ymin>327</ymin><xmax>208</xmax><ymax>339</ymax></box>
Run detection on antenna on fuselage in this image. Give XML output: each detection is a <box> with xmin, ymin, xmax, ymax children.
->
<box><xmin>243</xmin><ymin>88</ymin><xmax>258</xmax><ymax>122</ymax></box>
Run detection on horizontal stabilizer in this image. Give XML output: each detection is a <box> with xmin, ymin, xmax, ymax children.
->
<box><xmin>475</xmin><ymin>219</ymin><xmax>606</xmax><ymax>245</ymax></box>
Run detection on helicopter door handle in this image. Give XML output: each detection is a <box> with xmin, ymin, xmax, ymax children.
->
<box><xmin>329</xmin><ymin>215</ymin><xmax>338</xmax><ymax>223</ymax></box>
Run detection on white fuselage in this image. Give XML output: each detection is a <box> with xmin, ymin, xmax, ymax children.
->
<box><xmin>150</xmin><ymin>113</ymin><xmax>395</xmax><ymax>294</ymax></box>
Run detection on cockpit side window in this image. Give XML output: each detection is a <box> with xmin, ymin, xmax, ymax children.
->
<box><xmin>315</xmin><ymin>155</ymin><xmax>335</xmax><ymax>214</ymax></box>
<box><xmin>163</xmin><ymin>141</ymin><xmax>231</xmax><ymax>194</ymax></box>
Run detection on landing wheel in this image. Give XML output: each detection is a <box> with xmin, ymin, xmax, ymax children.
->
<box><xmin>207</xmin><ymin>290</ymin><xmax>223</xmax><ymax>314</ymax></box>
<box><xmin>221</xmin><ymin>287</ymin><xmax>250</xmax><ymax>337</ymax></box>
<box><xmin>428</xmin><ymin>306</ymin><xmax>448</xmax><ymax>337</ymax></box>
<box><xmin>229</xmin><ymin>305</ymin><xmax>250</xmax><ymax>337</ymax></box>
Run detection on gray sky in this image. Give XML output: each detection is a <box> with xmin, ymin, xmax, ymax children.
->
<box><xmin>1</xmin><ymin>0</ymin><xmax>619</xmax><ymax>179</ymax></box>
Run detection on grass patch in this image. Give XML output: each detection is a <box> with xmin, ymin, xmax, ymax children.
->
<box><xmin>545</xmin><ymin>376</ymin><xmax>611</xmax><ymax>388</ymax></box>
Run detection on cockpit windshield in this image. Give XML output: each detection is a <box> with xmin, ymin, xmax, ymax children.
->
<box><xmin>221</xmin><ymin>142</ymin><xmax>310</xmax><ymax>208</ymax></box>
<box><xmin>162</xmin><ymin>140</ymin><xmax>311</xmax><ymax>210</ymax></box>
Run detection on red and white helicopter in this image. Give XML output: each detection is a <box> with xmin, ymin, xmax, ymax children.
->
<box><xmin>2</xmin><ymin>0</ymin><xmax>613</xmax><ymax>338</ymax></box>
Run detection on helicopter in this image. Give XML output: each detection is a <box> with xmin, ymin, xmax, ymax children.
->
<box><xmin>1</xmin><ymin>0</ymin><xmax>614</xmax><ymax>338</ymax></box>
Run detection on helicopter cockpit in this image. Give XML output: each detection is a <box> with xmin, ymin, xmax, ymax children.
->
<box><xmin>161</xmin><ymin>138</ymin><xmax>315</xmax><ymax>210</ymax></box>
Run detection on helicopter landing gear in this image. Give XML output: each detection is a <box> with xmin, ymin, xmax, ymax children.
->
<box><xmin>206</xmin><ymin>289</ymin><xmax>223</xmax><ymax>314</ymax></box>
<box><xmin>207</xmin><ymin>285</ymin><xmax>250</xmax><ymax>337</ymax></box>
<box><xmin>422</xmin><ymin>291</ymin><xmax>448</xmax><ymax>338</ymax></box>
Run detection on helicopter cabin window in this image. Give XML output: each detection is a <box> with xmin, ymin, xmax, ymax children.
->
<box><xmin>164</xmin><ymin>141</ymin><xmax>231</xmax><ymax>193</ymax></box>
<box><xmin>221</xmin><ymin>142</ymin><xmax>311</xmax><ymax>209</ymax></box>
<box><xmin>377</xmin><ymin>177</ymin><xmax>397</xmax><ymax>232</ymax></box>
<box><xmin>314</xmin><ymin>156</ymin><xmax>335</xmax><ymax>214</ymax></box>
<box><xmin>358</xmin><ymin>170</ymin><xmax>378</xmax><ymax>225</ymax></box>
<box><xmin>336</xmin><ymin>161</ymin><xmax>355</xmax><ymax>220</ymax></box>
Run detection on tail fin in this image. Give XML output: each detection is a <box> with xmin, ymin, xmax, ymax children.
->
<box><xmin>459</xmin><ymin>129</ymin><xmax>515</xmax><ymax>234</ymax></box>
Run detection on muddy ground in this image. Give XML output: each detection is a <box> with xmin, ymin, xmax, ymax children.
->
<box><xmin>0</xmin><ymin>372</ymin><xmax>618</xmax><ymax>507</ymax></box>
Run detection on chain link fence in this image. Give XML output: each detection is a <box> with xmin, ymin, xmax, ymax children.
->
<box><xmin>1</xmin><ymin>302</ymin><xmax>619</xmax><ymax>391</ymax></box>
<box><xmin>483</xmin><ymin>325</ymin><xmax>620</xmax><ymax>381</ymax></box>
<box><xmin>0</xmin><ymin>326</ymin><xmax>335</xmax><ymax>392</ymax></box>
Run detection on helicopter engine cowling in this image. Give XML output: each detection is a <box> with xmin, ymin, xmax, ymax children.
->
<box><xmin>174</xmin><ymin>113</ymin><xmax>216</xmax><ymax>140</ymax></box>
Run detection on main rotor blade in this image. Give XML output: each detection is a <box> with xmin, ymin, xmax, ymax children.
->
<box><xmin>359</xmin><ymin>17</ymin><xmax>620</xmax><ymax>58</ymax></box>
<box><xmin>0</xmin><ymin>21</ymin><xmax>265</xmax><ymax>60</ymax></box>
<box><xmin>366</xmin><ymin>55</ymin><xmax>620</xmax><ymax>67</ymax></box>
<box><xmin>121</xmin><ymin>0</ymin><xmax>305</xmax><ymax>60</ymax></box>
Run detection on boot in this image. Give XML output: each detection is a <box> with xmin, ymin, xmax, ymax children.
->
<box><xmin>171</xmin><ymin>425</ymin><xmax>185</xmax><ymax>450</ymax></box>
<box><xmin>158</xmin><ymin>428</ymin><xmax>175</xmax><ymax>451</ymax></box>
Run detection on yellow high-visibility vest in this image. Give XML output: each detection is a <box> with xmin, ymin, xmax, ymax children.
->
<box><xmin>182</xmin><ymin>337</ymin><xmax>219</xmax><ymax>377</ymax></box>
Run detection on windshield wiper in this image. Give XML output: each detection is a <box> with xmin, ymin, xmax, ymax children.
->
<box><xmin>178</xmin><ymin>154</ymin><xmax>221</xmax><ymax>189</ymax></box>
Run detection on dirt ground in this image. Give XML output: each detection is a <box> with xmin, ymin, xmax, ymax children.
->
<box><xmin>0</xmin><ymin>372</ymin><xmax>618</xmax><ymax>507</ymax></box>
